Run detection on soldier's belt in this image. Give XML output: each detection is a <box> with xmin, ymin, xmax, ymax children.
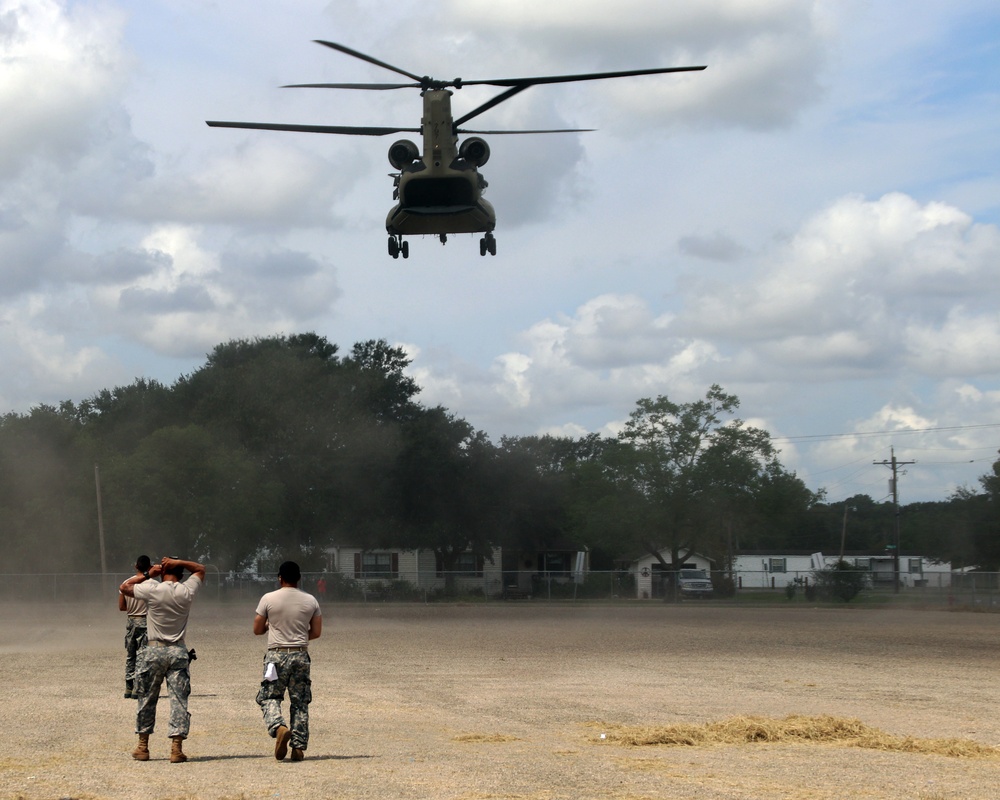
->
<box><xmin>268</xmin><ymin>646</ymin><xmax>308</xmax><ymax>652</ymax></box>
<box><xmin>128</xmin><ymin>615</ymin><xmax>147</xmax><ymax>621</ymax></box>
<box><xmin>147</xmin><ymin>639</ymin><xmax>185</xmax><ymax>647</ymax></box>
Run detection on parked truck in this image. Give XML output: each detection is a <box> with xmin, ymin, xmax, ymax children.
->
<box><xmin>677</xmin><ymin>568</ymin><xmax>714</xmax><ymax>599</ymax></box>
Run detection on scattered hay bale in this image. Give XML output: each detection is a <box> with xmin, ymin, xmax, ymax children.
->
<box><xmin>452</xmin><ymin>733</ymin><xmax>521</xmax><ymax>744</ymax></box>
<box><xmin>589</xmin><ymin>715</ymin><xmax>1000</xmax><ymax>759</ymax></box>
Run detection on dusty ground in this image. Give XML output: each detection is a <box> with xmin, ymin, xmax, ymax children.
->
<box><xmin>1</xmin><ymin>601</ymin><xmax>999</xmax><ymax>800</ymax></box>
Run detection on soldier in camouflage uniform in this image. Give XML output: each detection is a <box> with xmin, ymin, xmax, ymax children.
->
<box><xmin>118</xmin><ymin>555</ymin><xmax>151</xmax><ymax>698</ymax></box>
<box><xmin>253</xmin><ymin>561</ymin><xmax>322</xmax><ymax>761</ymax></box>
<box><xmin>120</xmin><ymin>556</ymin><xmax>205</xmax><ymax>763</ymax></box>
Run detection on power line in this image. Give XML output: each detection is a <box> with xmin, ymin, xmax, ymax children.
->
<box><xmin>773</xmin><ymin>422</ymin><xmax>1000</xmax><ymax>444</ymax></box>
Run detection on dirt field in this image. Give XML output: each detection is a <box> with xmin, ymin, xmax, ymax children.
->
<box><xmin>1</xmin><ymin>601</ymin><xmax>999</xmax><ymax>800</ymax></box>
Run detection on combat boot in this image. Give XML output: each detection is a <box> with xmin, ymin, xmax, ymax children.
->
<box><xmin>132</xmin><ymin>733</ymin><xmax>150</xmax><ymax>761</ymax></box>
<box><xmin>170</xmin><ymin>736</ymin><xmax>187</xmax><ymax>763</ymax></box>
<box><xmin>125</xmin><ymin>679</ymin><xmax>134</xmax><ymax>698</ymax></box>
<box><xmin>274</xmin><ymin>725</ymin><xmax>290</xmax><ymax>760</ymax></box>
<box><xmin>291</xmin><ymin>747</ymin><xmax>304</xmax><ymax>761</ymax></box>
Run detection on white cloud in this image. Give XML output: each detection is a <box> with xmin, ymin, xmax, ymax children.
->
<box><xmin>0</xmin><ymin>0</ymin><xmax>131</xmax><ymax>175</ymax></box>
<box><xmin>677</xmin><ymin>193</ymin><xmax>1000</xmax><ymax>379</ymax></box>
<box><xmin>443</xmin><ymin>0</ymin><xmax>832</xmax><ymax>131</ymax></box>
<box><xmin>82</xmin><ymin>226</ymin><xmax>341</xmax><ymax>358</ymax></box>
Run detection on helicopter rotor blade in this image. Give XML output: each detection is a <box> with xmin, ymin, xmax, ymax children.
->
<box><xmin>313</xmin><ymin>40</ymin><xmax>426</xmax><ymax>84</ymax></box>
<box><xmin>454</xmin><ymin>65</ymin><xmax>706</xmax><ymax>128</ymax></box>
<box><xmin>309</xmin><ymin>39</ymin><xmax>705</xmax><ymax>93</ymax></box>
<box><xmin>206</xmin><ymin>120</ymin><xmax>420</xmax><ymax>137</ymax></box>
<box><xmin>457</xmin><ymin>128</ymin><xmax>595</xmax><ymax>135</ymax></box>
<box><xmin>283</xmin><ymin>82</ymin><xmax>421</xmax><ymax>90</ymax></box>
<box><xmin>461</xmin><ymin>64</ymin><xmax>707</xmax><ymax>88</ymax></box>
<box><xmin>453</xmin><ymin>85</ymin><xmax>530</xmax><ymax>128</ymax></box>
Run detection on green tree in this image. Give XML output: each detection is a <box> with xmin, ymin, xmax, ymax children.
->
<box><xmin>102</xmin><ymin>424</ymin><xmax>282</xmax><ymax>570</ymax></box>
<box><xmin>494</xmin><ymin>435</ymin><xmax>576</xmax><ymax>558</ymax></box>
<box><xmin>608</xmin><ymin>385</ymin><xmax>790</xmax><ymax>570</ymax></box>
<box><xmin>962</xmin><ymin>453</ymin><xmax>1000</xmax><ymax>569</ymax></box>
<box><xmin>175</xmin><ymin>334</ymin><xmax>405</xmax><ymax>559</ymax></box>
<box><xmin>75</xmin><ymin>379</ymin><xmax>176</xmax><ymax>454</ymax></box>
<box><xmin>390</xmin><ymin>408</ymin><xmax>503</xmax><ymax>593</ymax></box>
<box><xmin>342</xmin><ymin>339</ymin><xmax>421</xmax><ymax>423</ymax></box>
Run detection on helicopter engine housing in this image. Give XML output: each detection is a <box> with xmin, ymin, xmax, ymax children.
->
<box><xmin>388</xmin><ymin>139</ymin><xmax>420</xmax><ymax>169</ymax></box>
<box><xmin>458</xmin><ymin>137</ymin><xmax>490</xmax><ymax>167</ymax></box>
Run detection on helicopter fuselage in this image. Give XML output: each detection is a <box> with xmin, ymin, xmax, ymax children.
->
<box><xmin>386</xmin><ymin>90</ymin><xmax>495</xmax><ymax>237</ymax></box>
<box><xmin>207</xmin><ymin>38</ymin><xmax>705</xmax><ymax>257</ymax></box>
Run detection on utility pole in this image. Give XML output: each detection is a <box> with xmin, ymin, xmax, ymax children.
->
<box><xmin>839</xmin><ymin>502</ymin><xmax>852</xmax><ymax>561</ymax></box>
<box><xmin>874</xmin><ymin>447</ymin><xmax>915</xmax><ymax>593</ymax></box>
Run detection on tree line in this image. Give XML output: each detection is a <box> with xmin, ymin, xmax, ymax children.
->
<box><xmin>1</xmin><ymin>333</ymin><xmax>997</xmax><ymax>575</ymax></box>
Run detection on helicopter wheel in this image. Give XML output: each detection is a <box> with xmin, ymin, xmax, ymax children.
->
<box><xmin>388</xmin><ymin>236</ymin><xmax>399</xmax><ymax>259</ymax></box>
<box><xmin>481</xmin><ymin>232</ymin><xmax>496</xmax><ymax>256</ymax></box>
<box><xmin>401</xmin><ymin>240</ymin><xmax>409</xmax><ymax>259</ymax></box>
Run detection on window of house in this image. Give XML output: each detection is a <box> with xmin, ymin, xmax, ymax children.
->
<box><xmin>769</xmin><ymin>558</ymin><xmax>787</xmax><ymax>573</ymax></box>
<box><xmin>854</xmin><ymin>558</ymin><xmax>872</xmax><ymax>570</ymax></box>
<box><xmin>436</xmin><ymin>552</ymin><xmax>485</xmax><ymax>577</ymax></box>
<box><xmin>908</xmin><ymin>558</ymin><xmax>923</xmax><ymax>575</ymax></box>
<box><xmin>540</xmin><ymin>553</ymin><xmax>570</xmax><ymax>575</ymax></box>
<box><xmin>354</xmin><ymin>552</ymin><xmax>398</xmax><ymax>579</ymax></box>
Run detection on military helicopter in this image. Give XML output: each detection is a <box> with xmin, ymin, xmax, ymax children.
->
<box><xmin>207</xmin><ymin>40</ymin><xmax>705</xmax><ymax>258</ymax></box>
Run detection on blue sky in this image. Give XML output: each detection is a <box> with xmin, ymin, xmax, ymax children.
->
<box><xmin>2</xmin><ymin>0</ymin><xmax>999</xmax><ymax>503</ymax></box>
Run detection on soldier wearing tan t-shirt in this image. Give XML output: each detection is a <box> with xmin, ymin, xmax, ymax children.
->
<box><xmin>253</xmin><ymin>561</ymin><xmax>322</xmax><ymax>761</ymax></box>
<box><xmin>120</xmin><ymin>556</ymin><xmax>205</xmax><ymax>764</ymax></box>
<box><xmin>118</xmin><ymin>555</ymin><xmax>151</xmax><ymax>699</ymax></box>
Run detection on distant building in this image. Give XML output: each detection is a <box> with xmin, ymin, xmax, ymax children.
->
<box><xmin>324</xmin><ymin>541</ymin><xmax>588</xmax><ymax>598</ymax></box>
<box><xmin>622</xmin><ymin>548</ymin><xmax>952</xmax><ymax>599</ymax></box>
<box><xmin>733</xmin><ymin>551</ymin><xmax>952</xmax><ymax>590</ymax></box>
<box><xmin>624</xmin><ymin>551</ymin><xmax>715</xmax><ymax>600</ymax></box>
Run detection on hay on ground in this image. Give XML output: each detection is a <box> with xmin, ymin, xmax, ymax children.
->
<box><xmin>589</xmin><ymin>715</ymin><xmax>1000</xmax><ymax>759</ymax></box>
<box><xmin>452</xmin><ymin>732</ymin><xmax>522</xmax><ymax>743</ymax></box>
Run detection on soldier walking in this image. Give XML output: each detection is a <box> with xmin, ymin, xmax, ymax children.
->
<box><xmin>253</xmin><ymin>561</ymin><xmax>322</xmax><ymax>761</ymax></box>
<box><xmin>119</xmin><ymin>556</ymin><xmax>205</xmax><ymax>763</ymax></box>
<box><xmin>118</xmin><ymin>555</ymin><xmax>151</xmax><ymax>699</ymax></box>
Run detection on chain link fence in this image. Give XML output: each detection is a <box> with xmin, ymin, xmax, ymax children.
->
<box><xmin>4</xmin><ymin>569</ymin><xmax>996</xmax><ymax>608</ymax></box>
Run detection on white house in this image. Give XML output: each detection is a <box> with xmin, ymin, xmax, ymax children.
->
<box><xmin>624</xmin><ymin>549</ymin><xmax>952</xmax><ymax>599</ymax></box>
<box><xmin>732</xmin><ymin>551</ymin><xmax>952</xmax><ymax>590</ymax></box>
<box><xmin>326</xmin><ymin>546</ymin><xmax>504</xmax><ymax>596</ymax></box>
<box><xmin>627</xmin><ymin>552</ymin><xmax>714</xmax><ymax>600</ymax></box>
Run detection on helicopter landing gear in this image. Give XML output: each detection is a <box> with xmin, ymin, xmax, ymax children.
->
<box><xmin>439</xmin><ymin>233</ymin><xmax>447</xmax><ymax>245</ymax></box>
<box><xmin>388</xmin><ymin>235</ymin><xmax>409</xmax><ymax>259</ymax></box>
<box><xmin>479</xmin><ymin>232</ymin><xmax>496</xmax><ymax>257</ymax></box>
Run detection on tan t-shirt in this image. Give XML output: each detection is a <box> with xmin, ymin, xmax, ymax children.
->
<box><xmin>255</xmin><ymin>587</ymin><xmax>321</xmax><ymax>648</ymax></box>
<box><xmin>133</xmin><ymin>575</ymin><xmax>202</xmax><ymax>644</ymax></box>
<box><xmin>124</xmin><ymin>593</ymin><xmax>147</xmax><ymax>617</ymax></box>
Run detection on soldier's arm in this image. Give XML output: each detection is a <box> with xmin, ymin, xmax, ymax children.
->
<box><xmin>308</xmin><ymin>614</ymin><xmax>322</xmax><ymax>640</ymax></box>
<box><xmin>253</xmin><ymin>614</ymin><xmax>268</xmax><ymax>636</ymax></box>
<box><xmin>162</xmin><ymin>557</ymin><xmax>206</xmax><ymax>581</ymax></box>
<box><xmin>120</xmin><ymin>564</ymin><xmax>162</xmax><ymax>596</ymax></box>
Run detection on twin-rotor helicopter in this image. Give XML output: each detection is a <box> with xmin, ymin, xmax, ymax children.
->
<box><xmin>207</xmin><ymin>40</ymin><xmax>705</xmax><ymax>258</ymax></box>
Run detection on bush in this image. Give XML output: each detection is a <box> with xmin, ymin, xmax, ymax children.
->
<box><xmin>812</xmin><ymin>561</ymin><xmax>867</xmax><ymax>602</ymax></box>
<box><xmin>324</xmin><ymin>572</ymin><xmax>364</xmax><ymax>600</ymax></box>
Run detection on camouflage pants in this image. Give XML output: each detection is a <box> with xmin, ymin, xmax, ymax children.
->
<box><xmin>135</xmin><ymin>644</ymin><xmax>191</xmax><ymax>738</ymax></box>
<box><xmin>124</xmin><ymin>618</ymin><xmax>147</xmax><ymax>682</ymax></box>
<box><xmin>256</xmin><ymin>650</ymin><xmax>312</xmax><ymax>750</ymax></box>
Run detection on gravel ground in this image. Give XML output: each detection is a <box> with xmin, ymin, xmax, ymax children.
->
<box><xmin>1</xmin><ymin>601</ymin><xmax>999</xmax><ymax>800</ymax></box>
